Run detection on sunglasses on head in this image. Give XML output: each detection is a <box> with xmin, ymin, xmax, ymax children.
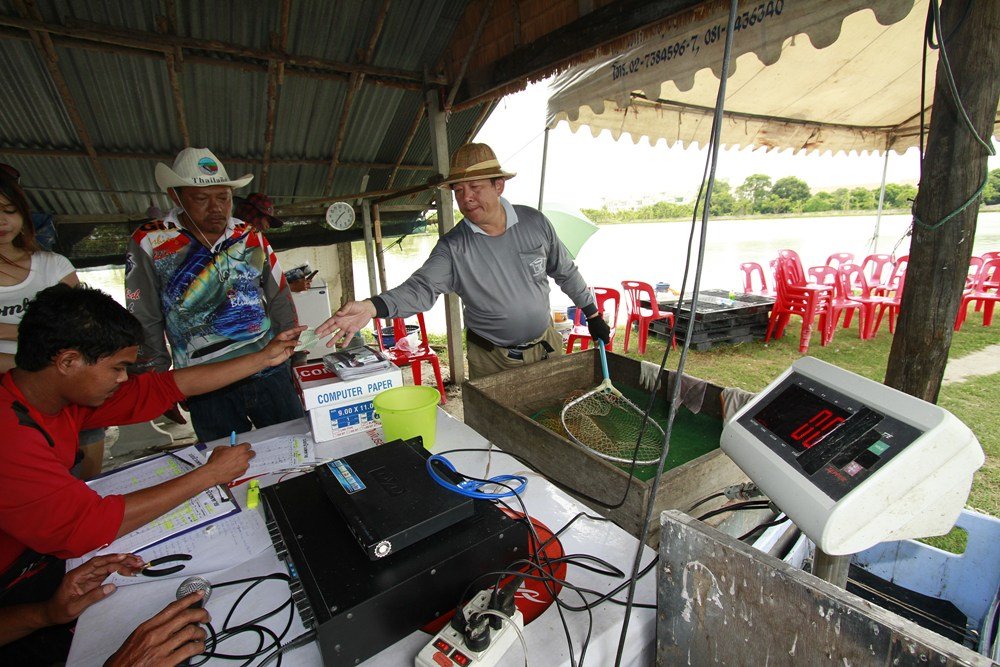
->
<box><xmin>0</xmin><ymin>164</ymin><xmax>20</xmax><ymax>184</ymax></box>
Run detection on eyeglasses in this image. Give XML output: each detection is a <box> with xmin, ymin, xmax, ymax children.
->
<box><xmin>0</xmin><ymin>164</ymin><xmax>20</xmax><ymax>184</ymax></box>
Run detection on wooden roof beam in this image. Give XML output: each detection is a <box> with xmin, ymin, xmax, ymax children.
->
<box><xmin>12</xmin><ymin>0</ymin><xmax>124</xmax><ymax>212</ymax></box>
<box><xmin>261</xmin><ymin>0</ymin><xmax>292</xmax><ymax>191</ymax></box>
<box><xmin>453</xmin><ymin>0</ymin><xmax>704</xmax><ymax>109</ymax></box>
<box><xmin>0</xmin><ymin>12</ymin><xmax>445</xmax><ymax>89</ymax></box>
<box><xmin>157</xmin><ymin>1</ymin><xmax>190</xmax><ymax>147</ymax></box>
<box><xmin>387</xmin><ymin>106</ymin><xmax>426</xmax><ymax>189</ymax></box>
<box><xmin>0</xmin><ymin>146</ymin><xmax>435</xmax><ymax>172</ymax></box>
<box><xmin>444</xmin><ymin>0</ymin><xmax>495</xmax><ymax>112</ymax></box>
<box><xmin>323</xmin><ymin>0</ymin><xmax>392</xmax><ymax>195</ymax></box>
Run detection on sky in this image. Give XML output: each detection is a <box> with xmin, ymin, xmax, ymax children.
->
<box><xmin>474</xmin><ymin>79</ymin><xmax>999</xmax><ymax>210</ymax></box>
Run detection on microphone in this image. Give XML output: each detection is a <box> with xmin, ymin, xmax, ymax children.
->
<box><xmin>176</xmin><ymin>576</ymin><xmax>212</xmax><ymax>608</ymax></box>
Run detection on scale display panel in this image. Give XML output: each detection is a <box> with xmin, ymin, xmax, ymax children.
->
<box><xmin>721</xmin><ymin>357</ymin><xmax>984</xmax><ymax>555</ymax></box>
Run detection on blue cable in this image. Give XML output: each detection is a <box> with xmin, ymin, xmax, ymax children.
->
<box><xmin>425</xmin><ymin>454</ymin><xmax>527</xmax><ymax>500</ymax></box>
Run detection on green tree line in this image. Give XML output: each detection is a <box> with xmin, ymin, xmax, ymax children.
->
<box><xmin>582</xmin><ymin>168</ymin><xmax>1000</xmax><ymax>222</ymax></box>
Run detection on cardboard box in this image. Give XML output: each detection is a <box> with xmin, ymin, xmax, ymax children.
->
<box><xmin>293</xmin><ymin>362</ymin><xmax>402</xmax><ymax>411</ymax></box>
<box><xmin>308</xmin><ymin>398</ymin><xmax>381</xmax><ymax>442</ymax></box>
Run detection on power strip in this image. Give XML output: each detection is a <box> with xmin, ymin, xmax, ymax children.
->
<box><xmin>415</xmin><ymin>589</ymin><xmax>524</xmax><ymax>667</ymax></box>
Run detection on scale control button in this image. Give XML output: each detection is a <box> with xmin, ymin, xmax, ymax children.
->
<box><xmin>843</xmin><ymin>461</ymin><xmax>864</xmax><ymax>477</ymax></box>
<box><xmin>868</xmin><ymin>440</ymin><xmax>890</xmax><ymax>456</ymax></box>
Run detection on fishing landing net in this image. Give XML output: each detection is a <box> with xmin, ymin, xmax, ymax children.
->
<box><xmin>559</xmin><ymin>386</ymin><xmax>665</xmax><ymax>465</ymax></box>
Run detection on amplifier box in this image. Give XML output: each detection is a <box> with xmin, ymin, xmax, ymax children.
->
<box><xmin>262</xmin><ymin>459</ymin><xmax>531</xmax><ymax>665</ymax></box>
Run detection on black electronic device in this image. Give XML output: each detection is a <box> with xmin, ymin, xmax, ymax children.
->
<box><xmin>262</xmin><ymin>442</ymin><xmax>532</xmax><ymax>666</ymax></box>
<box><xmin>317</xmin><ymin>438</ymin><xmax>474</xmax><ymax>560</ymax></box>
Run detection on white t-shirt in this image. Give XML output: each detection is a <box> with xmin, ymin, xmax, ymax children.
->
<box><xmin>0</xmin><ymin>252</ymin><xmax>76</xmax><ymax>355</ymax></box>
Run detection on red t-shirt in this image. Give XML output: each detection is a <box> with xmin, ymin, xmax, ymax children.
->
<box><xmin>0</xmin><ymin>371</ymin><xmax>185</xmax><ymax>575</ymax></box>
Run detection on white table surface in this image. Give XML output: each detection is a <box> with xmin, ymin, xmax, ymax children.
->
<box><xmin>68</xmin><ymin>411</ymin><xmax>656</xmax><ymax>666</ymax></box>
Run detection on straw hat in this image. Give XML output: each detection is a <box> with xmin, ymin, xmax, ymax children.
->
<box><xmin>443</xmin><ymin>143</ymin><xmax>516</xmax><ymax>185</ymax></box>
<box><xmin>155</xmin><ymin>147</ymin><xmax>253</xmax><ymax>191</ymax></box>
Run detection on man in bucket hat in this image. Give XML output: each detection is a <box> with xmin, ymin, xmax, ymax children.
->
<box><xmin>317</xmin><ymin>142</ymin><xmax>609</xmax><ymax>380</ymax></box>
<box><xmin>125</xmin><ymin>148</ymin><xmax>303</xmax><ymax>442</ymax></box>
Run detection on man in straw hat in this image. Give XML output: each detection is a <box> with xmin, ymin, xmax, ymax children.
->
<box><xmin>126</xmin><ymin>147</ymin><xmax>303</xmax><ymax>442</ymax></box>
<box><xmin>317</xmin><ymin>142</ymin><xmax>610</xmax><ymax>380</ymax></box>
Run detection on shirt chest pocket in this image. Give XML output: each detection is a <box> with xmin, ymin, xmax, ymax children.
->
<box><xmin>518</xmin><ymin>245</ymin><xmax>548</xmax><ymax>284</ymax></box>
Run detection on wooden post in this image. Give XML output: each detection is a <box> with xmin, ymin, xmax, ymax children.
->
<box><xmin>426</xmin><ymin>85</ymin><xmax>464</xmax><ymax>384</ymax></box>
<box><xmin>884</xmin><ymin>0</ymin><xmax>1000</xmax><ymax>402</ymax></box>
<box><xmin>360</xmin><ymin>200</ymin><xmax>378</xmax><ymax>297</ymax></box>
<box><xmin>372</xmin><ymin>203</ymin><xmax>388</xmax><ymax>293</ymax></box>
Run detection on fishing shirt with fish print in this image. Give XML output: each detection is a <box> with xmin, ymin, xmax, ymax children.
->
<box><xmin>125</xmin><ymin>208</ymin><xmax>297</xmax><ymax>372</ymax></box>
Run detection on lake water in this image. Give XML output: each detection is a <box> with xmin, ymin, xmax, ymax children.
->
<box><xmin>350</xmin><ymin>212</ymin><xmax>1000</xmax><ymax>334</ymax></box>
<box><xmin>80</xmin><ymin>212</ymin><xmax>1000</xmax><ymax>335</ymax></box>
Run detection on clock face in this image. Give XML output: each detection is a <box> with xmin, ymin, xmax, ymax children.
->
<box><xmin>325</xmin><ymin>202</ymin><xmax>356</xmax><ymax>230</ymax></box>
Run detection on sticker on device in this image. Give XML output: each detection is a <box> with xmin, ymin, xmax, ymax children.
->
<box><xmin>327</xmin><ymin>460</ymin><xmax>365</xmax><ymax>494</ymax></box>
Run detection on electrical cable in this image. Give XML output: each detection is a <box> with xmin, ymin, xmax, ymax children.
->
<box><xmin>738</xmin><ymin>514</ymin><xmax>789</xmax><ymax>542</ymax></box>
<box><xmin>686</xmin><ymin>491</ymin><xmax>725</xmax><ymax>513</ymax></box>
<box><xmin>613</xmin><ymin>2</ymin><xmax>741</xmax><ymax>665</ymax></box>
<box><xmin>478</xmin><ymin>610</ymin><xmax>529</xmax><ymax>667</ymax></box>
<box><xmin>425</xmin><ymin>453</ymin><xmax>527</xmax><ymax>499</ymax></box>
<box><xmin>696</xmin><ymin>500</ymin><xmax>772</xmax><ymax>523</ymax></box>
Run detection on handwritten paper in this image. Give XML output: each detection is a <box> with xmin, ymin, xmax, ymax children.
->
<box><xmin>84</xmin><ymin>453</ymin><xmax>240</xmax><ymax>554</ymax></box>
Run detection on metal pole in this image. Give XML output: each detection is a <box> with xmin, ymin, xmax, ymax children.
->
<box><xmin>538</xmin><ymin>126</ymin><xmax>550</xmax><ymax>210</ymax></box>
<box><xmin>870</xmin><ymin>149</ymin><xmax>890</xmax><ymax>253</ymax></box>
<box><xmin>812</xmin><ymin>549</ymin><xmax>851</xmax><ymax>589</ymax></box>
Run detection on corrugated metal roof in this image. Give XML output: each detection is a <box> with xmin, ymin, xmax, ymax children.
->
<box><xmin>0</xmin><ymin>0</ymin><xmax>638</xmax><ymax>265</ymax></box>
<box><xmin>0</xmin><ymin>0</ymin><xmax>492</xmax><ymax>266</ymax></box>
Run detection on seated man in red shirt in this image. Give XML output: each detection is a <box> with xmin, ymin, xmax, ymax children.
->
<box><xmin>0</xmin><ymin>283</ymin><xmax>303</xmax><ymax>663</ymax></box>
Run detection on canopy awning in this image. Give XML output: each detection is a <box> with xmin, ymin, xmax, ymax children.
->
<box><xmin>546</xmin><ymin>0</ymin><xmax>1000</xmax><ymax>155</ymax></box>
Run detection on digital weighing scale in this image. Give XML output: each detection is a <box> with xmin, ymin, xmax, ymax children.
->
<box><xmin>721</xmin><ymin>357</ymin><xmax>984</xmax><ymax>555</ymax></box>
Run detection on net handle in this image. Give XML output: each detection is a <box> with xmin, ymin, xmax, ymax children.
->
<box><xmin>597</xmin><ymin>339</ymin><xmax>610</xmax><ymax>381</ymax></box>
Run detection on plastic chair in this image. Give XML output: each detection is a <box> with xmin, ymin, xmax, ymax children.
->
<box><xmin>825</xmin><ymin>252</ymin><xmax>855</xmax><ymax>269</ymax></box>
<box><xmin>621</xmin><ymin>280</ymin><xmax>675</xmax><ymax>354</ymax></box>
<box><xmin>859</xmin><ymin>253</ymin><xmax>894</xmax><ymax>293</ymax></box>
<box><xmin>807</xmin><ymin>265</ymin><xmax>838</xmax><ymax>286</ymax></box>
<box><xmin>566</xmin><ymin>287</ymin><xmax>620</xmax><ymax>354</ymax></box>
<box><xmin>967</xmin><ymin>256</ymin><xmax>983</xmax><ymax>289</ymax></box>
<box><xmin>372</xmin><ymin>312</ymin><xmax>446</xmax><ymax>404</ymax></box>
<box><xmin>765</xmin><ymin>253</ymin><xmax>833</xmax><ymax>353</ymax></box>
<box><xmin>840</xmin><ymin>264</ymin><xmax>901</xmax><ymax>339</ymax></box>
<box><xmin>872</xmin><ymin>255</ymin><xmax>908</xmax><ymax>297</ymax></box>
<box><xmin>738</xmin><ymin>262</ymin><xmax>769</xmax><ymax>295</ymax></box>
<box><xmin>955</xmin><ymin>258</ymin><xmax>1000</xmax><ymax>331</ymax></box>
<box><xmin>824</xmin><ymin>265</ymin><xmax>864</xmax><ymax>339</ymax></box>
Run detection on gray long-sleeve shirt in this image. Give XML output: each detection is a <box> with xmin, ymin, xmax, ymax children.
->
<box><xmin>376</xmin><ymin>199</ymin><xmax>596</xmax><ymax>347</ymax></box>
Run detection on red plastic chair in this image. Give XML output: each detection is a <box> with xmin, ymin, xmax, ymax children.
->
<box><xmin>955</xmin><ymin>258</ymin><xmax>1000</xmax><ymax>330</ymax></box>
<box><xmin>872</xmin><ymin>255</ymin><xmax>908</xmax><ymax>297</ymax></box>
<box><xmin>807</xmin><ymin>265</ymin><xmax>838</xmax><ymax>286</ymax></box>
<box><xmin>566</xmin><ymin>287</ymin><xmax>620</xmax><ymax>354</ymax></box>
<box><xmin>859</xmin><ymin>253</ymin><xmax>895</xmax><ymax>292</ymax></box>
<box><xmin>967</xmin><ymin>256</ymin><xmax>984</xmax><ymax>289</ymax></box>
<box><xmin>621</xmin><ymin>280</ymin><xmax>675</xmax><ymax>354</ymax></box>
<box><xmin>828</xmin><ymin>265</ymin><xmax>864</xmax><ymax>338</ymax></box>
<box><xmin>765</xmin><ymin>253</ymin><xmax>833</xmax><ymax>352</ymax></box>
<box><xmin>825</xmin><ymin>252</ymin><xmax>855</xmax><ymax>269</ymax></box>
<box><xmin>840</xmin><ymin>265</ymin><xmax>901</xmax><ymax>339</ymax></box>
<box><xmin>373</xmin><ymin>312</ymin><xmax>446</xmax><ymax>404</ymax></box>
<box><xmin>739</xmin><ymin>262</ymin><xmax>769</xmax><ymax>295</ymax></box>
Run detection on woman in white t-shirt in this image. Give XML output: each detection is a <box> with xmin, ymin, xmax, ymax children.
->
<box><xmin>0</xmin><ymin>171</ymin><xmax>105</xmax><ymax>479</ymax></box>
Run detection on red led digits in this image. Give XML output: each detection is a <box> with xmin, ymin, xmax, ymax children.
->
<box><xmin>789</xmin><ymin>409</ymin><xmax>845</xmax><ymax>449</ymax></box>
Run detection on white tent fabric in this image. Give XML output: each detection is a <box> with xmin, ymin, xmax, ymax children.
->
<box><xmin>547</xmin><ymin>0</ymin><xmax>999</xmax><ymax>155</ymax></box>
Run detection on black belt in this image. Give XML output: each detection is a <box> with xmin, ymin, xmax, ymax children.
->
<box><xmin>466</xmin><ymin>329</ymin><xmax>554</xmax><ymax>354</ymax></box>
